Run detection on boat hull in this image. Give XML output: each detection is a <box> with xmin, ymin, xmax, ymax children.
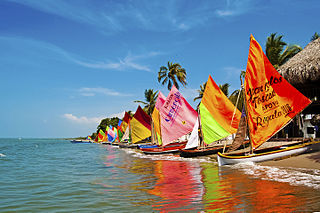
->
<box><xmin>180</xmin><ymin>146</ymin><xmax>224</xmax><ymax>157</ymax></box>
<box><xmin>141</xmin><ymin>141</ymin><xmax>187</xmax><ymax>154</ymax></box>
<box><xmin>217</xmin><ymin>140</ymin><xmax>320</xmax><ymax>166</ymax></box>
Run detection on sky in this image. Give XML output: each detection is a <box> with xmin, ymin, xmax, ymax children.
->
<box><xmin>1</xmin><ymin>0</ymin><xmax>319</xmax><ymax>138</ymax></box>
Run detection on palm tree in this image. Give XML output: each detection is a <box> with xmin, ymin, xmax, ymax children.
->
<box><xmin>158</xmin><ymin>61</ymin><xmax>187</xmax><ymax>90</ymax></box>
<box><xmin>134</xmin><ymin>89</ymin><xmax>158</xmax><ymax>115</ymax></box>
<box><xmin>219</xmin><ymin>83</ymin><xmax>230</xmax><ymax>97</ymax></box>
<box><xmin>311</xmin><ymin>32</ymin><xmax>320</xmax><ymax>42</ymax></box>
<box><xmin>265</xmin><ymin>33</ymin><xmax>302</xmax><ymax>69</ymax></box>
<box><xmin>229</xmin><ymin>71</ymin><xmax>246</xmax><ymax>112</ymax></box>
<box><xmin>193</xmin><ymin>82</ymin><xmax>207</xmax><ymax>102</ymax></box>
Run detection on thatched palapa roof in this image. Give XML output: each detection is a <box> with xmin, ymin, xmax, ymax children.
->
<box><xmin>278</xmin><ymin>37</ymin><xmax>320</xmax><ymax>86</ymax></box>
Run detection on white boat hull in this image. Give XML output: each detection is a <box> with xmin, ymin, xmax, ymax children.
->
<box><xmin>217</xmin><ymin>141</ymin><xmax>320</xmax><ymax>166</ymax></box>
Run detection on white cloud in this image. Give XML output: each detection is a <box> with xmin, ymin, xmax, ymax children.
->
<box><xmin>215</xmin><ymin>0</ymin><xmax>255</xmax><ymax>17</ymax></box>
<box><xmin>78</xmin><ymin>87</ymin><xmax>132</xmax><ymax>97</ymax></box>
<box><xmin>0</xmin><ymin>36</ymin><xmax>157</xmax><ymax>72</ymax></box>
<box><xmin>63</xmin><ymin>113</ymin><xmax>103</xmax><ymax>124</ymax></box>
<box><xmin>10</xmin><ymin>0</ymin><xmax>257</xmax><ymax>33</ymax></box>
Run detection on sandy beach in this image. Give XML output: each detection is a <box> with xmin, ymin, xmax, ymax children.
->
<box><xmin>225</xmin><ymin>140</ymin><xmax>320</xmax><ymax>170</ymax></box>
<box><xmin>260</xmin><ymin>151</ymin><xmax>320</xmax><ymax>170</ymax></box>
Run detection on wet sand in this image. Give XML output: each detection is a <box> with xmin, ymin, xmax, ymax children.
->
<box><xmin>259</xmin><ymin>151</ymin><xmax>320</xmax><ymax>170</ymax></box>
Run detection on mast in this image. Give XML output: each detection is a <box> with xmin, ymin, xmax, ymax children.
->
<box><xmin>197</xmin><ymin>107</ymin><xmax>204</xmax><ymax>149</ymax></box>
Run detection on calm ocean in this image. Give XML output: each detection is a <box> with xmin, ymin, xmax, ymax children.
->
<box><xmin>1</xmin><ymin>138</ymin><xmax>320</xmax><ymax>212</ymax></box>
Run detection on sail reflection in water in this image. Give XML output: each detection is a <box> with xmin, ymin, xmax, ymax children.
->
<box><xmin>2</xmin><ymin>139</ymin><xmax>319</xmax><ymax>212</ymax></box>
<box><xmin>119</xmin><ymin>148</ymin><xmax>320</xmax><ymax>212</ymax></box>
<box><xmin>148</xmin><ymin>160</ymin><xmax>204</xmax><ymax>212</ymax></box>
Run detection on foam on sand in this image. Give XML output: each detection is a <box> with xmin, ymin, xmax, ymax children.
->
<box><xmin>230</xmin><ymin>162</ymin><xmax>320</xmax><ymax>189</ymax></box>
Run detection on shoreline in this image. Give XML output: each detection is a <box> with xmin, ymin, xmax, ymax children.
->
<box><xmin>259</xmin><ymin>151</ymin><xmax>320</xmax><ymax>170</ymax></box>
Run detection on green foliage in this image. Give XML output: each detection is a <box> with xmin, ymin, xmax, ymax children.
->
<box><xmin>158</xmin><ymin>61</ymin><xmax>187</xmax><ymax>90</ymax></box>
<box><xmin>134</xmin><ymin>89</ymin><xmax>158</xmax><ymax>115</ymax></box>
<box><xmin>219</xmin><ymin>83</ymin><xmax>230</xmax><ymax>97</ymax></box>
<box><xmin>265</xmin><ymin>33</ymin><xmax>301</xmax><ymax>69</ymax></box>
<box><xmin>96</xmin><ymin>117</ymin><xmax>120</xmax><ymax>133</ymax></box>
<box><xmin>311</xmin><ymin>32</ymin><xmax>320</xmax><ymax>42</ymax></box>
<box><xmin>91</xmin><ymin>132</ymin><xmax>97</xmax><ymax>140</ymax></box>
<box><xmin>194</xmin><ymin>82</ymin><xmax>207</xmax><ymax>102</ymax></box>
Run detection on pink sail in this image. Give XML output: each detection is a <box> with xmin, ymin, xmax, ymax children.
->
<box><xmin>155</xmin><ymin>91</ymin><xmax>166</xmax><ymax>110</ymax></box>
<box><xmin>159</xmin><ymin>86</ymin><xmax>198</xmax><ymax>146</ymax></box>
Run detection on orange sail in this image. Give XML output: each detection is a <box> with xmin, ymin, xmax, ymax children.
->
<box><xmin>245</xmin><ymin>35</ymin><xmax>311</xmax><ymax>149</ymax></box>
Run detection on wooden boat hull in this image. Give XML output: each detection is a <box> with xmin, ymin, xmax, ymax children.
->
<box><xmin>141</xmin><ymin>141</ymin><xmax>187</xmax><ymax>154</ymax></box>
<box><xmin>217</xmin><ymin>140</ymin><xmax>320</xmax><ymax>166</ymax></box>
<box><xmin>180</xmin><ymin>146</ymin><xmax>225</xmax><ymax>157</ymax></box>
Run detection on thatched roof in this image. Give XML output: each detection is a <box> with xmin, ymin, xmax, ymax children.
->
<box><xmin>278</xmin><ymin>37</ymin><xmax>320</xmax><ymax>86</ymax></box>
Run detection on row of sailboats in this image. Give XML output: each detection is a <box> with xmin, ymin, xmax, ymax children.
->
<box><xmin>97</xmin><ymin>34</ymin><xmax>320</xmax><ymax>166</ymax></box>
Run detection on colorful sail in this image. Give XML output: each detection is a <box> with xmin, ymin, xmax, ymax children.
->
<box><xmin>152</xmin><ymin>91</ymin><xmax>166</xmax><ymax>145</ymax></box>
<box><xmin>120</xmin><ymin>125</ymin><xmax>130</xmax><ymax>142</ymax></box>
<box><xmin>101</xmin><ymin>126</ymin><xmax>109</xmax><ymax>142</ymax></box>
<box><xmin>97</xmin><ymin>129</ymin><xmax>105</xmax><ymax>142</ymax></box>
<box><xmin>199</xmin><ymin>75</ymin><xmax>241</xmax><ymax>144</ymax></box>
<box><xmin>185</xmin><ymin>117</ymin><xmax>199</xmax><ymax>149</ymax></box>
<box><xmin>118</xmin><ymin>112</ymin><xmax>131</xmax><ymax>140</ymax></box>
<box><xmin>245</xmin><ymin>35</ymin><xmax>311</xmax><ymax>149</ymax></box>
<box><xmin>130</xmin><ymin>106</ymin><xmax>151</xmax><ymax>143</ymax></box>
<box><xmin>107</xmin><ymin>126</ymin><xmax>117</xmax><ymax>142</ymax></box>
<box><xmin>116</xmin><ymin>119</ymin><xmax>123</xmax><ymax>142</ymax></box>
<box><xmin>160</xmin><ymin>85</ymin><xmax>198</xmax><ymax>146</ymax></box>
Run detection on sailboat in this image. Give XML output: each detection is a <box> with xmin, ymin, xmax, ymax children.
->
<box><xmin>138</xmin><ymin>91</ymin><xmax>166</xmax><ymax>149</ymax></box>
<box><xmin>180</xmin><ymin>75</ymin><xmax>244</xmax><ymax>157</ymax></box>
<box><xmin>217</xmin><ymin>35</ymin><xmax>320</xmax><ymax>166</ymax></box>
<box><xmin>119</xmin><ymin>106</ymin><xmax>152</xmax><ymax>148</ymax></box>
<box><xmin>140</xmin><ymin>86</ymin><xmax>197</xmax><ymax>154</ymax></box>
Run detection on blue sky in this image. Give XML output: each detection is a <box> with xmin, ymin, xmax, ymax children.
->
<box><xmin>1</xmin><ymin>0</ymin><xmax>319</xmax><ymax>138</ymax></box>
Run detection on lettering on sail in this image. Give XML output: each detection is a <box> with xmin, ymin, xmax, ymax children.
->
<box><xmin>247</xmin><ymin>76</ymin><xmax>294</xmax><ymax>128</ymax></box>
<box><xmin>163</xmin><ymin>91</ymin><xmax>182</xmax><ymax>124</ymax></box>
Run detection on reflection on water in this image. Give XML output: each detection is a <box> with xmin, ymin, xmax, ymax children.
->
<box><xmin>121</xmin><ymin>148</ymin><xmax>320</xmax><ymax>212</ymax></box>
<box><xmin>148</xmin><ymin>160</ymin><xmax>203</xmax><ymax>212</ymax></box>
<box><xmin>1</xmin><ymin>139</ymin><xmax>320</xmax><ymax>212</ymax></box>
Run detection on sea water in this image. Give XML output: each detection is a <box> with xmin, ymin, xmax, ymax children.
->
<box><xmin>0</xmin><ymin>138</ymin><xmax>320</xmax><ymax>212</ymax></box>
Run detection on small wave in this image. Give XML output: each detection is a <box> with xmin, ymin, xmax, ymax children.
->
<box><xmin>230</xmin><ymin>162</ymin><xmax>320</xmax><ymax>189</ymax></box>
<box><xmin>121</xmin><ymin>148</ymin><xmax>211</xmax><ymax>163</ymax></box>
<box><xmin>0</xmin><ymin>153</ymin><xmax>6</xmax><ymax>157</ymax></box>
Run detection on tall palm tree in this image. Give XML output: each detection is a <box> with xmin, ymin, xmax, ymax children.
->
<box><xmin>158</xmin><ymin>61</ymin><xmax>187</xmax><ymax>90</ymax></box>
<box><xmin>265</xmin><ymin>33</ymin><xmax>302</xmax><ymax>69</ymax></box>
<box><xmin>193</xmin><ymin>82</ymin><xmax>207</xmax><ymax>102</ymax></box>
<box><xmin>134</xmin><ymin>89</ymin><xmax>158</xmax><ymax>115</ymax></box>
<box><xmin>229</xmin><ymin>71</ymin><xmax>246</xmax><ymax>112</ymax></box>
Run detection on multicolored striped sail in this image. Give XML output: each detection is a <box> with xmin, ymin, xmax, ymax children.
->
<box><xmin>160</xmin><ymin>86</ymin><xmax>198</xmax><ymax>146</ymax></box>
<box><xmin>131</xmin><ymin>106</ymin><xmax>151</xmax><ymax>143</ymax></box>
<box><xmin>199</xmin><ymin>75</ymin><xmax>241</xmax><ymax>144</ymax></box>
<box><xmin>97</xmin><ymin>129</ymin><xmax>105</xmax><ymax>143</ymax></box>
<box><xmin>118</xmin><ymin>112</ymin><xmax>131</xmax><ymax>141</ymax></box>
<box><xmin>107</xmin><ymin>126</ymin><xmax>117</xmax><ymax>142</ymax></box>
<box><xmin>116</xmin><ymin>119</ymin><xmax>122</xmax><ymax>142</ymax></box>
<box><xmin>101</xmin><ymin>126</ymin><xmax>109</xmax><ymax>142</ymax></box>
<box><xmin>151</xmin><ymin>91</ymin><xmax>166</xmax><ymax>145</ymax></box>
